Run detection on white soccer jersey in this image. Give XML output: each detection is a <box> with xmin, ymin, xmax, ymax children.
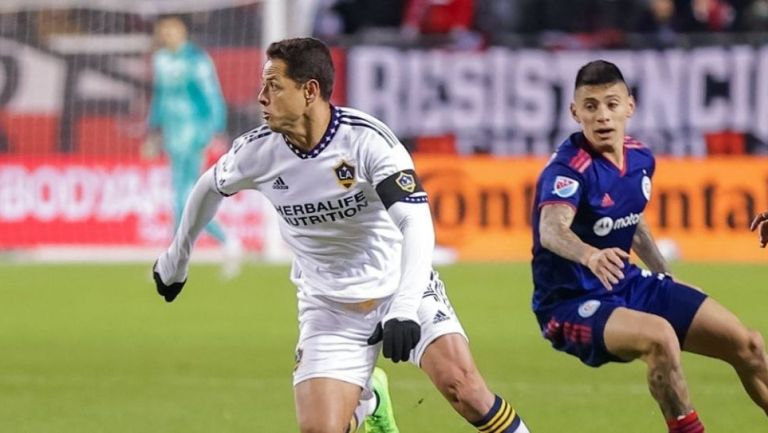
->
<box><xmin>213</xmin><ymin>106</ymin><xmax>427</xmax><ymax>302</ymax></box>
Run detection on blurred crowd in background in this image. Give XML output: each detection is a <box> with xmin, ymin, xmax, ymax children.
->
<box><xmin>1</xmin><ymin>0</ymin><xmax>768</xmax><ymax>158</ymax></box>
<box><xmin>317</xmin><ymin>0</ymin><xmax>768</xmax><ymax>46</ymax></box>
<box><xmin>3</xmin><ymin>0</ymin><xmax>768</xmax><ymax>50</ymax></box>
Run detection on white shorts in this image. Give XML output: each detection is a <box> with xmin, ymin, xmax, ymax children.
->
<box><xmin>292</xmin><ymin>271</ymin><xmax>467</xmax><ymax>388</ymax></box>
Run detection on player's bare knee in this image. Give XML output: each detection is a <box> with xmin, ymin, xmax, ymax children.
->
<box><xmin>640</xmin><ymin>319</ymin><xmax>680</xmax><ymax>366</ymax></box>
<box><xmin>734</xmin><ymin>329</ymin><xmax>766</xmax><ymax>369</ymax></box>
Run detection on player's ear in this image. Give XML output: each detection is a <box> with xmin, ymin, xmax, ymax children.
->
<box><xmin>570</xmin><ymin>102</ymin><xmax>580</xmax><ymax>123</ymax></box>
<box><xmin>304</xmin><ymin>79</ymin><xmax>320</xmax><ymax>105</ymax></box>
<box><xmin>626</xmin><ymin>95</ymin><xmax>636</xmax><ymax>118</ymax></box>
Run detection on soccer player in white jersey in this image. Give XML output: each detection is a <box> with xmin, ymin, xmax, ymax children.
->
<box><xmin>152</xmin><ymin>37</ymin><xmax>531</xmax><ymax>433</ymax></box>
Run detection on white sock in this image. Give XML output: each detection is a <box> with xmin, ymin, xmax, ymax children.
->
<box><xmin>514</xmin><ymin>418</ymin><xmax>531</xmax><ymax>433</ymax></box>
<box><xmin>348</xmin><ymin>389</ymin><xmax>377</xmax><ymax>432</ymax></box>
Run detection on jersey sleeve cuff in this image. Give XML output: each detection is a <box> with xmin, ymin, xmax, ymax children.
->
<box><xmin>212</xmin><ymin>165</ymin><xmax>234</xmax><ymax>197</ymax></box>
<box><xmin>538</xmin><ymin>200</ymin><xmax>577</xmax><ymax>211</ymax></box>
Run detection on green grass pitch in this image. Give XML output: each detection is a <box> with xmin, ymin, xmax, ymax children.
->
<box><xmin>1</xmin><ymin>262</ymin><xmax>766</xmax><ymax>432</ymax></box>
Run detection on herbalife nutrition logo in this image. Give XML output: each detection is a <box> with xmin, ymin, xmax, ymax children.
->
<box><xmin>272</xmin><ymin>176</ymin><xmax>289</xmax><ymax>190</ymax></box>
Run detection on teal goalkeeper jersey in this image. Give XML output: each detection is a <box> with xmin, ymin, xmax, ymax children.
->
<box><xmin>148</xmin><ymin>42</ymin><xmax>226</xmax><ymax>140</ymax></box>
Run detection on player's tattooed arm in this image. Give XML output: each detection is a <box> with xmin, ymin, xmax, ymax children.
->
<box><xmin>540</xmin><ymin>204</ymin><xmax>629</xmax><ymax>290</ymax></box>
<box><xmin>631</xmin><ymin>216</ymin><xmax>670</xmax><ymax>274</ymax></box>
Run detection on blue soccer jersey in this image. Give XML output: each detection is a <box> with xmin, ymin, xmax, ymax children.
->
<box><xmin>531</xmin><ymin>132</ymin><xmax>655</xmax><ymax>311</ymax></box>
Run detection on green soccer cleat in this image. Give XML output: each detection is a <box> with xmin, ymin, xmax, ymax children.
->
<box><xmin>364</xmin><ymin>367</ymin><xmax>400</xmax><ymax>433</ymax></box>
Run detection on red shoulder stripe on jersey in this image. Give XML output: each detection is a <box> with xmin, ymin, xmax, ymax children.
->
<box><xmin>575</xmin><ymin>158</ymin><xmax>592</xmax><ymax>173</ymax></box>
<box><xmin>568</xmin><ymin>149</ymin><xmax>590</xmax><ymax>168</ymax></box>
<box><xmin>539</xmin><ymin>200</ymin><xmax>578</xmax><ymax>211</ymax></box>
<box><xmin>568</xmin><ymin>149</ymin><xmax>593</xmax><ymax>173</ymax></box>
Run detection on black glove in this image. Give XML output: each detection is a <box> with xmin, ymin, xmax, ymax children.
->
<box><xmin>153</xmin><ymin>260</ymin><xmax>186</xmax><ymax>303</ymax></box>
<box><xmin>367</xmin><ymin>319</ymin><xmax>421</xmax><ymax>363</ymax></box>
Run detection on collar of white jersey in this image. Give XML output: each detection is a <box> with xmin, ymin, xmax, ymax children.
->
<box><xmin>282</xmin><ymin>105</ymin><xmax>342</xmax><ymax>160</ymax></box>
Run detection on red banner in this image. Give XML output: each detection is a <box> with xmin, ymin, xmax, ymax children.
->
<box><xmin>0</xmin><ymin>157</ymin><xmax>266</xmax><ymax>249</ymax></box>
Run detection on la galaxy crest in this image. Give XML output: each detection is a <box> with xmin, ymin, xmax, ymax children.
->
<box><xmin>334</xmin><ymin>160</ymin><xmax>356</xmax><ymax>189</ymax></box>
<box><xmin>396</xmin><ymin>172</ymin><xmax>416</xmax><ymax>192</ymax></box>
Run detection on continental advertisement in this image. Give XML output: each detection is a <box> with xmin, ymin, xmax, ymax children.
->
<box><xmin>414</xmin><ymin>156</ymin><xmax>768</xmax><ymax>262</ymax></box>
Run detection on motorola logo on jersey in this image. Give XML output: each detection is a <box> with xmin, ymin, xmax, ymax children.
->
<box><xmin>593</xmin><ymin>212</ymin><xmax>643</xmax><ymax>236</ymax></box>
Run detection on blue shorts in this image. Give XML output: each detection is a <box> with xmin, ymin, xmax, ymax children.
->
<box><xmin>535</xmin><ymin>269</ymin><xmax>708</xmax><ymax>367</ymax></box>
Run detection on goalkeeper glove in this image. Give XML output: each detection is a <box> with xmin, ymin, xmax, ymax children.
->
<box><xmin>367</xmin><ymin>319</ymin><xmax>421</xmax><ymax>363</ymax></box>
<box><xmin>152</xmin><ymin>260</ymin><xmax>186</xmax><ymax>303</ymax></box>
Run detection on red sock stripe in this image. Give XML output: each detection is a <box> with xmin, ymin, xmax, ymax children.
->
<box><xmin>667</xmin><ymin>411</ymin><xmax>704</xmax><ymax>433</ymax></box>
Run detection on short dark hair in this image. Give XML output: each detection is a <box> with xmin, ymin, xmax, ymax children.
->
<box><xmin>575</xmin><ymin>60</ymin><xmax>627</xmax><ymax>91</ymax></box>
<box><xmin>156</xmin><ymin>14</ymin><xmax>190</xmax><ymax>29</ymax></box>
<box><xmin>266</xmin><ymin>38</ymin><xmax>334</xmax><ymax>101</ymax></box>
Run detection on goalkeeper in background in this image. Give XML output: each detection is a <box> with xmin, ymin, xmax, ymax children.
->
<box><xmin>146</xmin><ymin>16</ymin><xmax>241</xmax><ymax>276</ymax></box>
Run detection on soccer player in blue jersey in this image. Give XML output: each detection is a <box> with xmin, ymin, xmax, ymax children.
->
<box><xmin>751</xmin><ymin>211</ymin><xmax>768</xmax><ymax>247</ymax></box>
<box><xmin>531</xmin><ymin>60</ymin><xmax>768</xmax><ymax>433</ymax></box>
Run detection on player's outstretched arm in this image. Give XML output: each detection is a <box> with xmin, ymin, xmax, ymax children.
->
<box><xmin>750</xmin><ymin>211</ymin><xmax>768</xmax><ymax>248</ymax></box>
<box><xmin>631</xmin><ymin>215</ymin><xmax>670</xmax><ymax>274</ymax></box>
<box><xmin>540</xmin><ymin>203</ymin><xmax>628</xmax><ymax>290</ymax></box>
<box><xmin>367</xmin><ymin>201</ymin><xmax>434</xmax><ymax>363</ymax></box>
<box><xmin>153</xmin><ymin>168</ymin><xmax>225</xmax><ymax>302</ymax></box>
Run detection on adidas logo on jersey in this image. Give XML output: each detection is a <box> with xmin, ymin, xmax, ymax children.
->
<box><xmin>601</xmin><ymin>193</ymin><xmax>614</xmax><ymax>207</ymax></box>
<box><xmin>272</xmin><ymin>176</ymin><xmax>289</xmax><ymax>190</ymax></box>
<box><xmin>433</xmin><ymin>310</ymin><xmax>450</xmax><ymax>324</ymax></box>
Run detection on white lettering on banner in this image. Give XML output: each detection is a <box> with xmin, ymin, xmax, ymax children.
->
<box><xmin>347</xmin><ymin>46</ymin><xmax>768</xmax><ymax>155</ymax></box>
<box><xmin>488</xmin><ymin>48</ymin><xmax>510</xmax><ymax>134</ymax></box>
<box><xmin>757</xmin><ymin>46</ymin><xmax>768</xmax><ymax>143</ymax></box>
<box><xmin>0</xmin><ymin>163</ymin><xmax>265</xmax><ymax>243</ymax></box>
<box><xmin>513</xmin><ymin>50</ymin><xmax>553</xmax><ymax>135</ymax></box>
<box><xmin>688</xmin><ymin>47</ymin><xmax>729</xmax><ymax>132</ymax></box>
<box><xmin>348</xmin><ymin>46</ymin><xmax>402</xmax><ymax>132</ymax></box>
<box><xmin>731</xmin><ymin>46</ymin><xmax>753</xmax><ymax>132</ymax></box>
<box><xmin>0</xmin><ymin>166</ymin><xmax>27</xmax><ymax>221</ymax></box>
<box><xmin>450</xmin><ymin>53</ymin><xmax>486</xmax><ymax>131</ymax></box>
<box><xmin>0</xmin><ymin>39</ymin><xmax>66</xmax><ymax>113</ymax></box>
<box><xmin>636</xmin><ymin>49</ymin><xmax>685</xmax><ymax>133</ymax></box>
<box><xmin>407</xmin><ymin>50</ymin><xmax>447</xmax><ymax>135</ymax></box>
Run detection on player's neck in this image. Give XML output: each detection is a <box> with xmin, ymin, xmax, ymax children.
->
<box><xmin>601</xmin><ymin>145</ymin><xmax>624</xmax><ymax>167</ymax></box>
<box><xmin>583</xmin><ymin>134</ymin><xmax>624</xmax><ymax>168</ymax></box>
<box><xmin>284</xmin><ymin>103</ymin><xmax>332</xmax><ymax>152</ymax></box>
